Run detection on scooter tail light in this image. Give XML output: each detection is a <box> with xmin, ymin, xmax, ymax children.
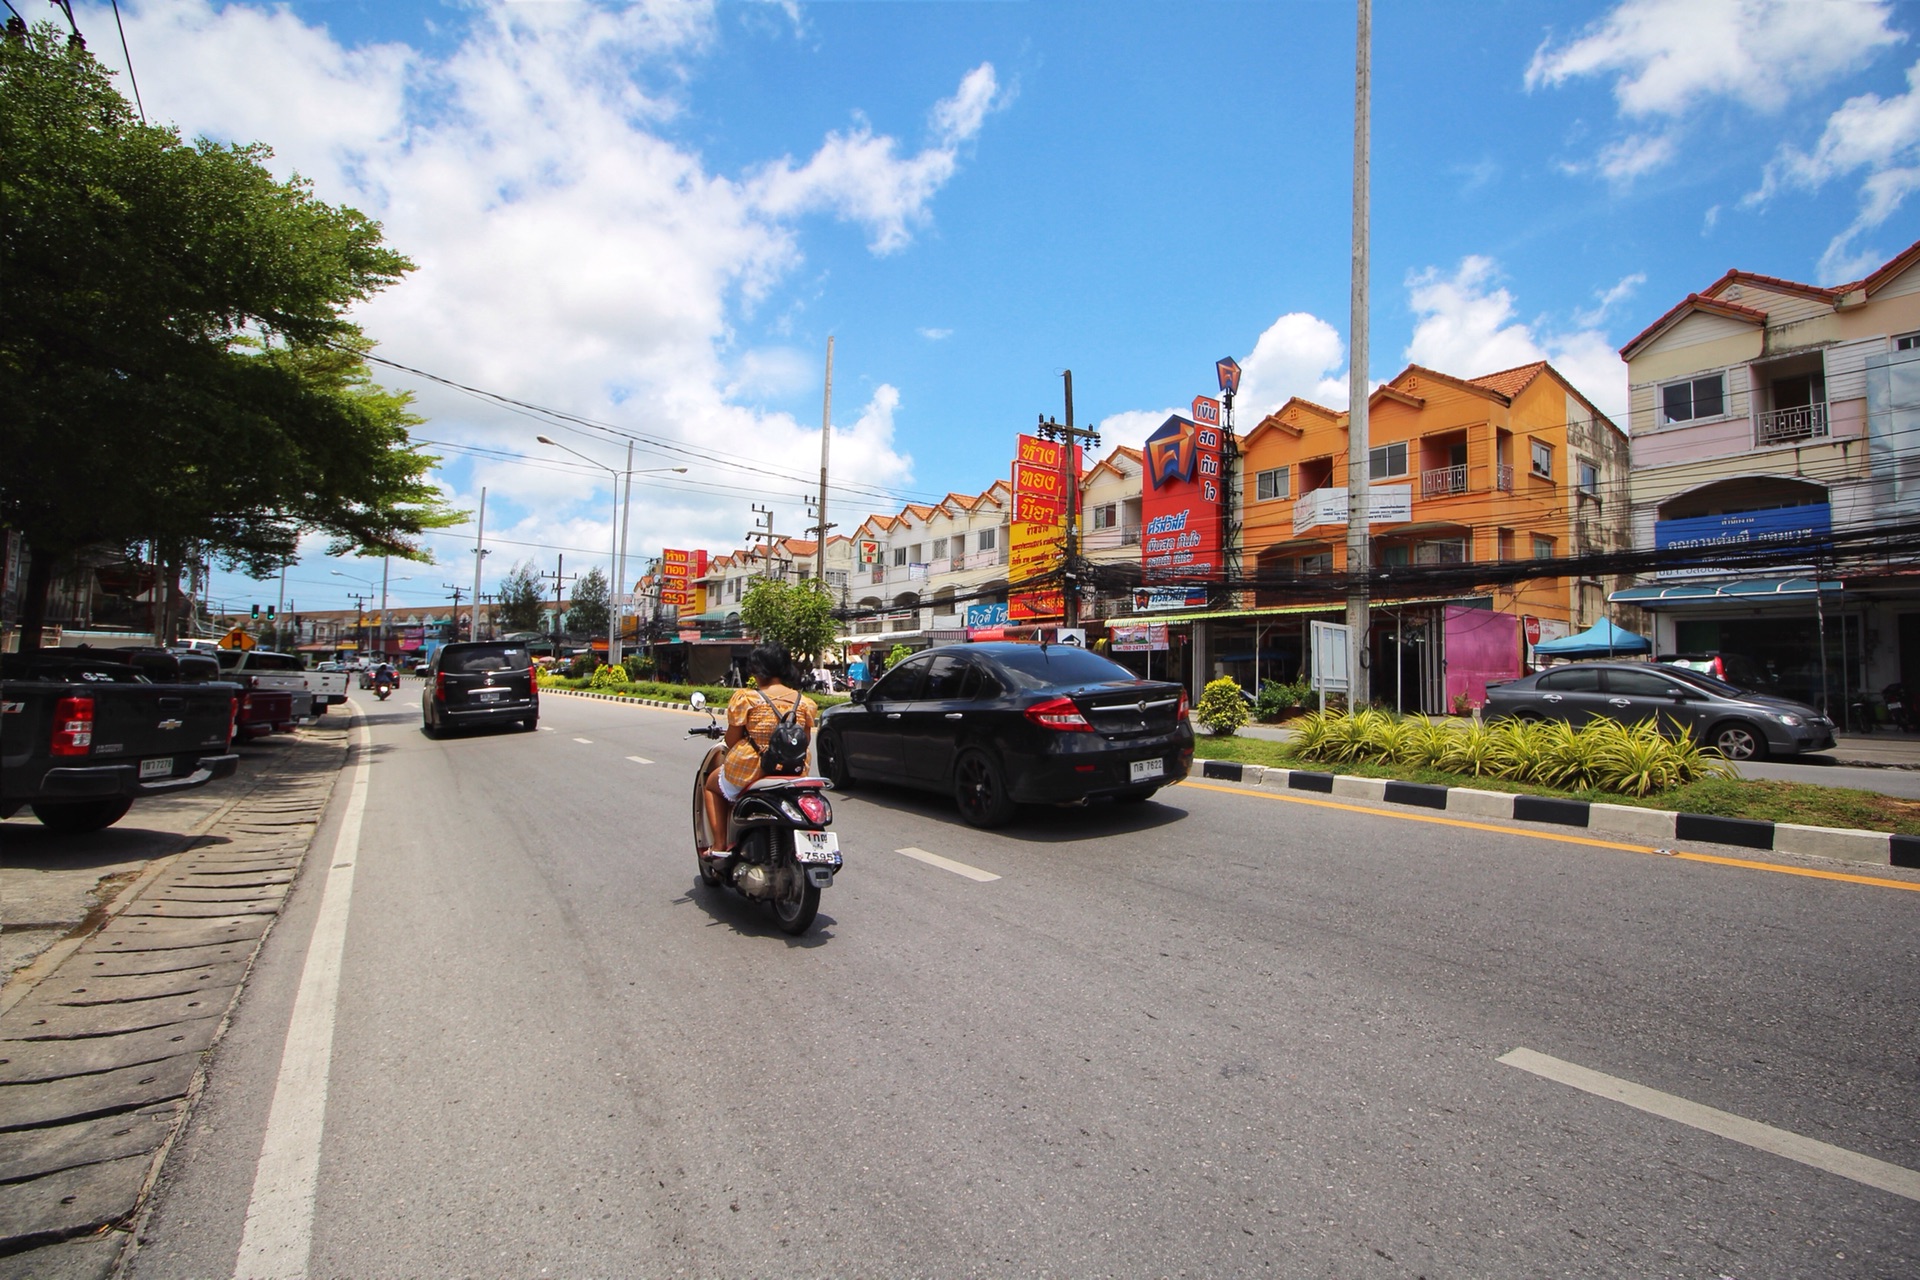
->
<box><xmin>1025</xmin><ymin>696</ymin><xmax>1093</xmax><ymax>731</ymax></box>
<box><xmin>50</xmin><ymin>695</ymin><xmax>95</xmax><ymax>756</ymax></box>
<box><xmin>796</xmin><ymin>792</ymin><xmax>831</xmax><ymax>825</ymax></box>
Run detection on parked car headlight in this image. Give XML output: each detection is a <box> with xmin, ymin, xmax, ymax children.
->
<box><xmin>1771</xmin><ymin>712</ymin><xmax>1804</xmax><ymax>727</ymax></box>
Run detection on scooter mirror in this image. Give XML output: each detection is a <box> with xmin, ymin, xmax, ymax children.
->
<box><xmin>689</xmin><ymin>691</ymin><xmax>706</xmax><ymax>710</ymax></box>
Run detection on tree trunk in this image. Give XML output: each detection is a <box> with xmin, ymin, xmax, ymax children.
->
<box><xmin>18</xmin><ymin>550</ymin><xmax>56</xmax><ymax>652</ymax></box>
<box><xmin>154</xmin><ymin>552</ymin><xmax>184</xmax><ymax>646</ymax></box>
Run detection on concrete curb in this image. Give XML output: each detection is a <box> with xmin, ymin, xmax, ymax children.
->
<box><xmin>1197</xmin><ymin>758</ymin><xmax>1918</xmax><ymax>868</ymax></box>
<box><xmin>541</xmin><ymin>687</ymin><xmax>709</xmax><ymax>712</ymax></box>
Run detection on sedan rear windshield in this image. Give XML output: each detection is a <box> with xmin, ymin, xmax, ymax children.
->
<box><xmin>441</xmin><ymin>645</ymin><xmax>531</xmax><ymax>674</ymax></box>
<box><xmin>990</xmin><ymin>645</ymin><xmax>1136</xmax><ymax>690</ymax></box>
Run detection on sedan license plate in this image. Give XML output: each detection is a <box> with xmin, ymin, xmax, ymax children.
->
<box><xmin>139</xmin><ymin>757</ymin><xmax>173</xmax><ymax>780</ymax></box>
<box><xmin>1129</xmin><ymin>758</ymin><xmax>1165</xmax><ymax>783</ymax></box>
<box><xmin>796</xmin><ymin>830</ymin><xmax>842</xmax><ymax>866</ymax></box>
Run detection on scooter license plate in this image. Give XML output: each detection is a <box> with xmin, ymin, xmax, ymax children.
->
<box><xmin>796</xmin><ymin>830</ymin><xmax>841</xmax><ymax>866</ymax></box>
<box><xmin>1130</xmin><ymin>758</ymin><xmax>1165</xmax><ymax>783</ymax></box>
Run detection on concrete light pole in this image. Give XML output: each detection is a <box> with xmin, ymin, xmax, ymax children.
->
<box><xmin>1344</xmin><ymin>0</ymin><xmax>1373</xmax><ymax>709</ymax></box>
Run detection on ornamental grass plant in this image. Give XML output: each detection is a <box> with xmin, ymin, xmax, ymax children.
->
<box><xmin>1288</xmin><ymin>710</ymin><xmax>1736</xmax><ymax>797</ymax></box>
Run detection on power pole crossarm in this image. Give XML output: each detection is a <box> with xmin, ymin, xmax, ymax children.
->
<box><xmin>1036</xmin><ymin>370</ymin><xmax>1100</xmax><ymax>628</ymax></box>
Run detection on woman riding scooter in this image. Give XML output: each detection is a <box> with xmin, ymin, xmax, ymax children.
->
<box><xmin>372</xmin><ymin>662</ymin><xmax>396</xmax><ymax>701</ymax></box>
<box><xmin>698</xmin><ymin>643</ymin><xmax>818</xmax><ymax>858</ymax></box>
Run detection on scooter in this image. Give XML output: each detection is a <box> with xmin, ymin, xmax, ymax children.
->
<box><xmin>1885</xmin><ymin>682</ymin><xmax>1917</xmax><ymax>733</ymax></box>
<box><xmin>686</xmin><ymin>691</ymin><xmax>842</xmax><ymax>935</ymax></box>
<box><xmin>373</xmin><ymin>676</ymin><xmax>394</xmax><ymax>702</ymax></box>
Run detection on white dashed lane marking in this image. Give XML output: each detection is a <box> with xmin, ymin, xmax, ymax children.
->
<box><xmin>573</xmin><ymin>737</ymin><xmax>593</xmax><ymax>744</ymax></box>
<box><xmin>627</xmin><ymin>756</ymin><xmax>653</xmax><ymax>765</ymax></box>
<box><xmin>1500</xmin><ymin>1048</ymin><xmax>1920</xmax><ymax>1202</ymax></box>
<box><xmin>896</xmin><ymin>847</ymin><xmax>1000</xmax><ymax>882</ymax></box>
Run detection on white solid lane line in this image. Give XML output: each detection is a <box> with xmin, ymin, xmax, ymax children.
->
<box><xmin>627</xmin><ymin>756</ymin><xmax>653</xmax><ymax>765</ymax></box>
<box><xmin>234</xmin><ymin>707</ymin><xmax>370</xmax><ymax>1278</ymax></box>
<box><xmin>1500</xmin><ymin>1047</ymin><xmax>1920</xmax><ymax>1203</ymax></box>
<box><xmin>896</xmin><ymin>846</ymin><xmax>1000</xmax><ymax>882</ymax></box>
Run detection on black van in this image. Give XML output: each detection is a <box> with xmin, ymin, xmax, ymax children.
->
<box><xmin>421</xmin><ymin>642</ymin><xmax>538</xmax><ymax>736</ymax></box>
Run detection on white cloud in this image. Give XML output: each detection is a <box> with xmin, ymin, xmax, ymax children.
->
<box><xmin>83</xmin><ymin>1</ymin><xmax>995</xmax><ymax>586</ymax></box>
<box><xmin>1405</xmin><ymin>257</ymin><xmax>1627</xmax><ymax>425</ymax></box>
<box><xmin>1527</xmin><ymin>0</ymin><xmax>1903</xmax><ymax>183</ymax></box>
<box><xmin>1750</xmin><ymin>58</ymin><xmax>1920</xmax><ymax>281</ymax></box>
<box><xmin>918</xmin><ymin>327</ymin><xmax>953</xmax><ymax>341</ymax></box>
<box><xmin>1235</xmin><ymin>313</ymin><xmax>1349</xmax><ymax>420</ymax></box>
<box><xmin>1526</xmin><ymin>0</ymin><xmax>1902</xmax><ymax>118</ymax></box>
<box><xmin>1574</xmin><ymin>272</ymin><xmax>1647</xmax><ymax>327</ymax></box>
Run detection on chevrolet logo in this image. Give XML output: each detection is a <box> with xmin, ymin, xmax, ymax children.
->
<box><xmin>158</xmin><ymin>718</ymin><xmax>183</xmax><ymax>731</ymax></box>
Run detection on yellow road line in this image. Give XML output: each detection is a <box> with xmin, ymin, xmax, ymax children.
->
<box><xmin>1183</xmin><ymin>780</ymin><xmax>1920</xmax><ymax>893</ymax></box>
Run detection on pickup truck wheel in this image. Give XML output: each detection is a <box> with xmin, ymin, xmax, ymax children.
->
<box><xmin>32</xmin><ymin>798</ymin><xmax>133</xmax><ymax>834</ymax></box>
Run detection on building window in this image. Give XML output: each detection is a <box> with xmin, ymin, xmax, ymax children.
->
<box><xmin>1256</xmin><ymin>466</ymin><xmax>1290</xmax><ymax>501</ymax></box>
<box><xmin>1375</xmin><ymin>542</ymin><xmax>1410</xmax><ymax>567</ymax></box>
<box><xmin>1413</xmin><ymin>537</ymin><xmax>1468</xmax><ymax>564</ymax></box>
<box><xmin>1530</xmin><ymin>439</ymin><xmax>1553</xmax><ymax>478</ymax></box>
<box><xmin>1660</xmin><ymin>372</ymin><xmax>1726</xmax><ymax>424</ymax></box>
<box><xmin>909</xmin><ymin>544</ymin><xmax>922</xmax><ymax>562</ymax></box>
<box><xmin>977</xmin><ymin>527</ymin><xmax>997</xmax><ymax>551</ymax></box>
<box><xmin>1897</xmin><ymin>333</ymin><xmax>1920</xmax><ymax>351</ymax></box>
<box><xmin>1532</xmin><ymin>535</ymin><xmax>1555</xmax><ymax>560</ymax></box>
<box><xmin>1092</xmin><ymin>503</ymin><xmax>1117</xmax><ymax>529</ymax></box>
<box><xmin>1299</xmin><ymin>552</ymin><xmax>1333</xmax><ymax>574</ymax></box>
<box><xmin>1369</xmin><ymin>441</ymin><xmax>1408</xmax><ymax>480</ymax></box>
<box><xmin>931</xmin><ymin>537</ymin><xmax>948</xmax><ymax>559</ymax></box>
<box><xmin>893</xmin><ymin>546</ymin><xmax>908</xmax><ymax>567</ymax></box>
<box><xmin>1498</xmin><ymin>528</ymin><xmax>1515</xmax><ymax>561</ymax></box>
<box><xmin>1577</xmin><ymin>461</ymin><xmax>1598</xmax><ymax>495</ymax></box>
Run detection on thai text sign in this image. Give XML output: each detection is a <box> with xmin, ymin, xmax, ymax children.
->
<box><xmin>1011</xmin><ymin>433</ymin><xmax>1069</xmax><ymax>620</ymax></box>
<box><xmin>1654</xmin><ymin>502</ymin><xmax>1831</xmax><ymax>579</ymax></box>
<box><xmin>1141</xmin><ymin>413</ymin><xmax>1223</xmax><ymax>584</ymax></box>
<box><xmin>1110</xmin><ymin>622</ymin><xmax>1169</xmax><ymax>652</ymax></box>
<box><xmin>1291</xmin><ymin>485</ymin><xmax>1412</xmax><ymax>537</ymax></box>
<box><xmin>659</xmin><ymin>548</ymin><xmax>708</xmax><ymax>610</ymax></box>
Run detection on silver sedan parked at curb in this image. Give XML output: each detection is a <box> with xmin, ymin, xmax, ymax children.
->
<box><xmin>1482</xmin><ymin>662</ymin><xmax>1836</xmax><ymax>761</ymax></box>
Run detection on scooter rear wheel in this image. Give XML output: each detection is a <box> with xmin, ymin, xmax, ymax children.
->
<box><xmin>693</xmin><ymin>770</ymin><xmax>722</xmax><ymax>886</ymax></box>
<box><xmin>769</xmin><ymin>854</ymin><xmax>821</xmax><ymax>936</ymax></box>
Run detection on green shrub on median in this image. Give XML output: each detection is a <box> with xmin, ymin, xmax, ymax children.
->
<box><xmin>1288</xmin><ymin>709</ymin><xmax>1736</xmax><ymax>797</ymax></box>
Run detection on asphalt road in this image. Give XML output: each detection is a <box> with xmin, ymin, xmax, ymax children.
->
<box><xmin>126</xmin><ymin>690</ymin><xmax>1920</xmax><ymax>1278</ymax></box>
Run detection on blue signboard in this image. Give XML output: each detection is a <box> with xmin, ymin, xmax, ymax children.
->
<box><xmin>965</xmin><ymin>602</ymin><xmax>1010</xmax><ymax>629</ymax></box>
<box><xmin>1653</xmin><ymin>502</ymin><xmax>1831</xmax><ymax>578</ymax></box>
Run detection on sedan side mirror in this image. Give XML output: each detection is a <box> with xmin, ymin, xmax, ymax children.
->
<box><xmin>849</xmin><ymin>685</ymin><xmax>868</xmax><ymax>704</ymax></box>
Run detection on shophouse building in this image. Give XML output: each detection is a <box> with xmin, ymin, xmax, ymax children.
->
<box><xmin>846</xmin><ymin>483</ymin><xmax>1012</xmax><ymax>639</ymax></box>
<box><xmin>1613</xmin><ymin>238</ymin><xmax>1920</xmax><ymax>718</ymax></box>
<box><xmin>1182</xmin><ymin>360</ymin><xmax>1631</xmax><ymax>710</ymax></box>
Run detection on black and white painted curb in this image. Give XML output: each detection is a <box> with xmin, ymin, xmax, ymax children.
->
<box><xmin>542</xmin><ymin>687</ymin><xmax>706</xmax><ymax>711</ymax></box>
<box><xmin>1198</xmin><ymin>759</ymin><xmax>1920</xmax><ymax>870</ymax></box>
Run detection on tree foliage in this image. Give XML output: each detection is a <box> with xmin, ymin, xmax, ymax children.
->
<box><xmin>0</xmin><ymin>24</ymin><xmax>457</xmax><ymax>643</ymax></box>
<box><xmin>568</xmin><ymin>566</ymin><xmax>610</xmax><ymax>638</ymax></box>
<box><xmin>740</xmin><ymin>578</ymin><xmax>839</xmax><ymax>661</ymax></box>
<box><xmin>497</xmin><ymin>560</ymin><xmax>548</xmax><ymax>633</ymax></box>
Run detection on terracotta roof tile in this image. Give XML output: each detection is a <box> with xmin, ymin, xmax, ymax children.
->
<box><xmin>1469</xmin><ymin>361</ymin><xmax>1550</xmax><ymax>398</ymax></box>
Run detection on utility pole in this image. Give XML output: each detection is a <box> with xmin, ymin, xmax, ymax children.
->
<box><xmin>540</xmin><ymin>556</ymin><xmax>576</xmax><ymax>657</ymax></box>
<box><xmin>748</xmin><ymin>505</ymin><xmax>779</xmax><ymax>580</ymax></box>
<box><xmin>345</xmin><ymin>592</ymin><xmax>370</xmax><ymax>654</ymax></box>
<box><xmin>471</xmin><ymin>486</ymin><xmax>488</xmax><ymax>643</ymax></box>
<box><xmin>805</xmin><ymin>494</ymin><xmax>837</xmax><ymax>583</ymax></box>
<box><xmin>613</xmin><ymin>440</ymin><xmax>633</xmax><ymax>670</ymax></box>
<box><xmin>1345</xmin><ymin>0</ymin><xmax>1373</xmax><ymax>708</ymax></box>
<box><xmin>442</xmin><ymin>584</ymin><xmax>466</xmax><ymax>644</ymax></box>
<box><xmin>816</xmin><ymin>336</ymin><xmax>834</xmax><ymax>584</ymax></box>
<box><xmin>379</xmin><ymin>553</ymin><xmax>391</xmax><ymax>661</ymax></box>
<box><xmin>1035</xmin><ymin>370</ymin><xmax>1100</xmax><ymax>628</ymax></box>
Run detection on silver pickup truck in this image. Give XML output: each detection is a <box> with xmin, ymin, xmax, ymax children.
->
<box><xmin>214</xmin><ymin>649</ymin><xmax>319</xmax><ymax>720</ymax></box>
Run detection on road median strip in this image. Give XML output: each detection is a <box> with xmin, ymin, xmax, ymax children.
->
<box><xmin>1196</xmin><ymin>758</ymin><xmax>1920</xmax><ymax>873</ymax></box>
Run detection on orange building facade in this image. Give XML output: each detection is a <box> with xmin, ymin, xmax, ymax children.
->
<box><xmin>1218</xmin><ymin>360</ymin><xmax>1631</xmax><ymax>708</ymax></box>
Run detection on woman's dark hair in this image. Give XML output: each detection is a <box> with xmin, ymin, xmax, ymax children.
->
<box><xmin>748</xmin><ymin>643</ymin><xmax>796</xmax><ymax>687</ymax></box>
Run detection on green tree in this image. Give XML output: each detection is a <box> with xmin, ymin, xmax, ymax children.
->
<box><xmin>740</xmin><ymin>578</ymin><xmax>840</xmax><ymax>662</ymax></box>
<box><xmin>568</xmin><ymin>566</ymin><xmax>610</xmax><ymax>639</ymax></box>
<box><xmin>496</xmin><ymin>560</ymin><xmax>548</xmax><ymax>633</ymax></box>
<box><xmin>0</xmin><ymin>24</ymin><xmax>455</xmax><ymax>646</ymax></box>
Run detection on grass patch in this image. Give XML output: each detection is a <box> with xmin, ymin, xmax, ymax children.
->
<box><xmin>1191</xmin><ymin>734</ymin><xmax>1920</xmax><ymax>835</ymax></box>
<box><xmin>539</xmin><ymin>674</ymin><xmax>848</xmax><ymax>710</ymax></box>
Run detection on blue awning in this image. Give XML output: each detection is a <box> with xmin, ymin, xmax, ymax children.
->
<box><xmin>1608</xmin><ymin>577</ymin><xmax>1843</xmax><ymax>606</ymax></box>
<box><xmin>1532</xmin><ymin>619</ymin><xmax>1651</xmax><ymax>657</ymax></box>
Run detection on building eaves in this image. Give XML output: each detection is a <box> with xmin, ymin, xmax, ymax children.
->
<box><xmin>1618</xmin><ymin>293</ymin><xmax>1768</xmax><ymax>360</ymax></box>
<box><xmin>1858</xmin><ymin>236</ymin><xmax>1920</xmax><ymax>297</ymax></box>
<box><xmin>1468</xmin><ymin>360</ymin><xmax>1550</xmax><ymax>399</ymax></box>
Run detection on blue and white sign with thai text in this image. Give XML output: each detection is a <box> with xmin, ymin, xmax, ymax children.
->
<box><xmin>1654</xmin><ymin>503</ymin><xmax>1831</xmax><ymax>578</ymax></box>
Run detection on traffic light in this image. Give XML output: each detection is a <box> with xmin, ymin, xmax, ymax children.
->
<box><xmin>266</xmin><ymin>605</ymin><xmax>276</xmax><ymax>619</ymax></box>
<box><xmin>250</xmin><ymin>604</ymin><xmax>260</xmax><ymax>619</ymax></box>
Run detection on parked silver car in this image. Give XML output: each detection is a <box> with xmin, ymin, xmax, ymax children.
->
<box><xmin>1483</xmin><ymin>662</ymin><xmax>1835</xmax><ymax>761</ymax></box>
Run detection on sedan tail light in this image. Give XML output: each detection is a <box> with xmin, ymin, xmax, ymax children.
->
<box><xmin>1176</xmin><ymin>688</ymin><xmax>1190</xmax><ymax>721</ymax></box>
<box><xmin>1025</xmin><ymin>695</ymin><xmax>1092</xmax><ymax>732</ymax></box>
<box><xmin>51</xmin><ymin>695</ymin><xmax>95</xmax><ymax>756</ymax></box>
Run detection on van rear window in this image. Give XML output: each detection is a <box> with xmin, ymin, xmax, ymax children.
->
<box><xmin>442</xmin><ymin>645</ymin><xmax>530</xmax><ymax>674</ymax></box>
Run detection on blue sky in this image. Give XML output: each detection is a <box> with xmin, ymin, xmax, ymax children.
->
<box><xmin>72</xmin><ymin>1</ymin><xmax>1920</xmax><ymax>618</ymax></box>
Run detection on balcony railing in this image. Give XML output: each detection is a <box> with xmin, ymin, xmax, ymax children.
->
<box><xmin>1496</xmin><ymin>462</ymin><xmax>1513</xmax><ymax>492</ymax></box>
<box><xmin>1421</xmin><ymin>464</ymin><xmax>1469</xmax><ymax>499</ymax></box>
<box><xmin>1757</xmin><ymin>402</ymin><xmax>1829</xmax><ymax>446</ymax></box>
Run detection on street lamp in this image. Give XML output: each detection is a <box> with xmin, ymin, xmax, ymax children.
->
<box><xmin>536</xmin><ymin>436</ymin><xmax>687</xmax><ymax>669</ymax></box>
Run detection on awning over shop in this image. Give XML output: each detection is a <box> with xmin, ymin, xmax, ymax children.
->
<box><xmin>1608</xmin><ymin>577</ymin><xmax>1842</xmax><ymax>606</ymax></box>
<box><xmin>1143</xmin><ymin>594</ymin><xmax>1480</xmax><ymax>625</ymax></box>
<box><xmin>1531</xmin><ymin>619</ymin><xmax>1651</xmax><ymax>657</ymax></box>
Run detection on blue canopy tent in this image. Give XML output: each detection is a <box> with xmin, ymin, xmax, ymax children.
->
<box><xmin>1531</xmin><ymin>618</ymin><xmax>1651</xmax><ymax>659</ymax></box>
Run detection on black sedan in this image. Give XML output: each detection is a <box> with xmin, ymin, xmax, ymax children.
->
<box><xmin>816</xmin><ymin>642</ymin><xmax>1194</xmax><ymax>827</ymax></box>
<box><xmin>1482</xmin><ymin>661</ymin><xmax>1834</xmax><ymax>761</ymax></box>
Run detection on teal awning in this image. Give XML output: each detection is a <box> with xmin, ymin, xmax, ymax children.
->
<box><xmin>1609</xmin><ymin>577</ymin><xmax>1842</xmax><ymax>606</ymax></box>
<box><xmin>1532</xmin><ymin>618</ymin><xmax>1650</xmax><ymax>657</ymax></box>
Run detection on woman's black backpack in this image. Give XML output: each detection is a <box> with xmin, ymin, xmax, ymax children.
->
<box><xmin>755</xmin><ymin>690</ymin><xmax>811</xmax><ymax>775</ymax></box>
